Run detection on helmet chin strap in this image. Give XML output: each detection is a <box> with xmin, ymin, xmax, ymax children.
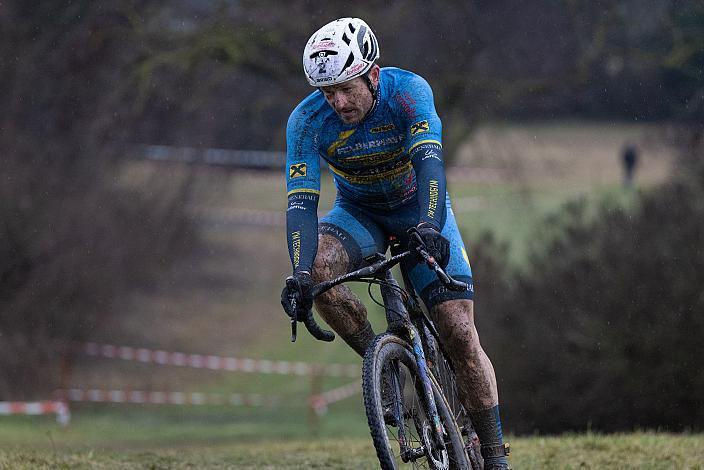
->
<box><xmin>361</xmin><ymin>73</ymin><xmax>379</xmax><ymax>121</ymax></box>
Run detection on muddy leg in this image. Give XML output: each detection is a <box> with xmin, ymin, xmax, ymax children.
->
<box><xmin>431</xmin><ymin>299</ymin><xmax>508</xmax><ymax>466</ymax></box>
<box><xmin>311</xmin><ymin>234</ymin><xmax>374</xmax><ymax>357</ymax></box>
<box><xmin>430</xmin><ymin>299</ymin><xmax>498</xmax><ymax>409</ymax></box>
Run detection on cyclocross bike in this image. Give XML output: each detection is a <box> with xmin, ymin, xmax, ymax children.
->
<box><xmin>284</xmin><ymin>228</ymin><xmax>484</xmax><ymax>470</ymax></box>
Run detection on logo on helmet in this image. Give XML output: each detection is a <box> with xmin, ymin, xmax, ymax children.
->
<box><xmin>345</xmin><ymin>62</ymin><xmax>366</xmax><ymax>76</ymax></box>
<box><xmin>314</xmin><ymin>52</ymin><xmax>330</xmax><ymax>75</ymax></box>
<box><xmin>312</xmin><ymin>41</ymin><xmax>336</xmax><ymax>51</ymax></box>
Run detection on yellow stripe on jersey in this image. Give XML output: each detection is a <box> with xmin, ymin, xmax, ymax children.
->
<box><xmin>287</xmin><ymin>188</ymin><xmax>321</xmax><ymax>196</ymax></box>
<box><xmin>340</xmin><ymin>148</ymin><xmax>405</xmax><ymax>166</ymax></box>
<box><xmin>328</xmin><ymin>161</ymin><xmax>413</xmax><ymax>184</ymax></box>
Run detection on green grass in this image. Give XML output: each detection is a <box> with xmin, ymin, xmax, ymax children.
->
<box><xmin>1</xmin><ymin>420</ymin><xmax>702</xmax><ymax>469</ymax></box>
<box><xmin>0</xmin><ymin>405</ymin><xmax>370</xmax><ymax>450</ymax></box>
<box><xmin>449</xmin><ymin>179</ymin><xmax>641</xmax><ymax>265</ymax></box>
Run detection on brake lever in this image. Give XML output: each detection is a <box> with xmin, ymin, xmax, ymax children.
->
<box><xmin>286</xmin><ymin>277</ymin><xmax>299</xmax><ymax>342</ymax></box>
<box><xmin>290</xmin><ymin>309</ymin><xmax>298</xmax><ymax>342</ymax></box>
<box><xmin>418</xmin><ymin>247</ymin><xmax>469</xmax><ymax>292</ymax></box>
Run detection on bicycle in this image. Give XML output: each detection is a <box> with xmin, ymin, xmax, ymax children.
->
<box><xmin>284</xmin><ymin>228</ymin><xmax>484</xmax><ymax>469</ymax></box>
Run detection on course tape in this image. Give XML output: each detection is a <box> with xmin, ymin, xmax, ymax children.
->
<box><xmin>130</xmin><ymin>143</ymin><xmax>285</xmax><ymax>170</ymax></box>
<box><xmin>309</xmin><ymin>380</ymin><xmax>361</xmax><ymax>415</ymax></box>
<box><xmin>0</xmin><ymin>401</ymin><xmax>70</xmax><ymax>425</ymax></box>
<box><xmin>79</xmin><ymin>342</ymin><xmax>360</xmax><ymax>378</ymax></box>
<box><xmin>55</xmin><ymin>389</ymin><xmax>280</xmax><ymax>408</ymax></box>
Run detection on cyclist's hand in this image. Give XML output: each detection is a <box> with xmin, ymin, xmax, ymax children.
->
<box><xmin>410</xmin><ymin>223</ymin><xmax>450</xmax><ymax>269</ymax></box>
<box><xmin>280</xmin><ymin>271</ymin><xmax>314</xmax><ymax>321</ymax></box>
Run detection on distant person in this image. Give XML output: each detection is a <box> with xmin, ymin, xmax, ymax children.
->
<box><xmin>280</xmin><ymin>17</ymin><xmax>509</xmax><ymax>469</ymax></box>
<box><xmin>622</xmin><ymin>143</ymin><xmax>639</xmax><ymax>187</ymax></box>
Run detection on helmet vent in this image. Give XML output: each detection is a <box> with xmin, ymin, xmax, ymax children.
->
<box><xmin>340</xmin><ymin>52</ymin><xmax>355</xmax><ymax>76</ymax></box>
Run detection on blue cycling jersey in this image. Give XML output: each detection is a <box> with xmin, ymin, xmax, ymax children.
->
<box><xmin>285</xmin><ymin>67</ymin><xmax>447</xmax><ymax>273</ymax></box>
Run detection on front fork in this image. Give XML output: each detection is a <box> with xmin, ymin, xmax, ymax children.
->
<box><xmin>409</xmin><ymin>326</ymin><xmax>446</xmax><ymax>447</ymax></box>
<box><xmin>379</xmin><ymin>270</ymin><xmax>446</xmax><ymax>455</ymax></box>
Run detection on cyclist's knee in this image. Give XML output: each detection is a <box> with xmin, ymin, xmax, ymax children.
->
<box><xmin>312</xmin><ymin>234</ymin><xmax>349</xmax><ymax>283</ymax></box>
<box><xmin>432</xmin><ymin>299</ymin><xmax>483</xmax><ymax>356</ymax></box>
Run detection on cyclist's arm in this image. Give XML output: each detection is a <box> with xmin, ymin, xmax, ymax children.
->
<box><xmin>410</xmin><ymin>140</ymin><xmax>446</xmax><ymax>230</ymax></box>
<box><xmin>400</xmin><ymin>75</ymin><xmax>447</xmax><ymax>230</ymax></box>
<box><xmin>285</xmin><ymin>108</ymin><xmax>321</xmax><ymax>274</ymax></box>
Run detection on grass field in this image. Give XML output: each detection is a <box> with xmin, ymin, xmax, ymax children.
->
<box><xmin>1</xmin><ymin>418</ymin><xmax>702</xmax><ymax>469</ymax></box>
<box><xmin>1</xmin><ymin>121</ymin><xmax>686</xmax><ymax>468</ymax></box>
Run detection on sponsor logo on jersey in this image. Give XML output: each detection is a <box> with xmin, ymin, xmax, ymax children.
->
<box><xmin>289</xmin><ymin>163</ymin><xmax>307</xmax><ymax>178</ymax></box>
<box><xmin>427</xmin><ymin>179</ymin><xmax>439</xmax><ymax>219</ymax></box>
<box><xmin>421</xmin><ymin>148</ymin><xmax>442</xmax><ymax>162</ymax></box>
<box><xmin>336</xmin><ymin>134</ymin><xmax>404</xmax><ymax>154</ymax></box>
<box><xmin>286</xmin><ymin>201</ymin><xmax>307</xmax><ymax>212</ymax></box>
<box><xmin>327</xmin><ymin>129</ymin><xmax>356</xmax><ymax>156</ymax></box>
<box><xmin>319</xmin><ymin>224</ymin><xmax>348</xmax><ymax>242</ymax></box>
<box><xmin>291</xmin><ymin>231</ymin><xmax>301</xmax><ymax>268</ymax></box>
<box><xmin>410</xmin><ymin>120</ymin><xmax>430</xmax><ymax>135</ymax></box>
<box><xmin>393</xmin><ymin>91</ymin><xmax>417</xmax><ymax>119</ymax></box>
<box><xmin>288</xmin><ymin>192</ymin><xmax>318</xmax><ymax>201</ymax></box>
<box><xmin>340</xmin><ymin>147</ymin><xmax>404</xmax><ymax>166</ymax></box>
<box><xmin>370</xmin><ymin>124</ymin><xmax>395</xmax><ymax>133</ymax></box>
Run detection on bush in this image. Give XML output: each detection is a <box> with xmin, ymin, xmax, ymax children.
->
<box><xmin>0</xmin><ymin>2</ymin><xmax>197</xmax><ymax>399</ymax></box>
<box><xmin>472</xmin><ymin>134</ymin><xmax>704</xmax><ymax>433</ymax></box>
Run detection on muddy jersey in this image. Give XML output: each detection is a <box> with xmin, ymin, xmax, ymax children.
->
<box><xmin>285</xmin><ymin>67</ymin><xmax>447</xmax><ymax>273</ymax></box>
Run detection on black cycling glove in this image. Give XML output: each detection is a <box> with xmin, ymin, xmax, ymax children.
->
<box><xmin>280</xmin><ymin>271</ymin><xmax>314</xmax><ymax>321</ymax></box>
<box><xmin>410</xmin><ymin>223</ymin><xmax>451</xmax><ymax>269</ymax></box>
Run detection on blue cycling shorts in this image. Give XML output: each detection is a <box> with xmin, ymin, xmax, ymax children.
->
<box><xmin>319</xmin><ymin>195</ymin><xmax>474</xmax><ymax>310</ymax></box>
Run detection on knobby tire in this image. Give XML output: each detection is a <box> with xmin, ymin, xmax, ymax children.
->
<box><xmin>363</xmin><ymin>334</ymin><xmax>470</xmax><ymax>470</ymax></box>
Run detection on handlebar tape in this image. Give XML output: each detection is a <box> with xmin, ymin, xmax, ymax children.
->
<box><xmin>302</xmin><ymin>310</ymin><xmax>335</xmax><ymax>342</ymax></box>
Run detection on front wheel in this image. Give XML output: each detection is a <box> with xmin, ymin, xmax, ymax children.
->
<box><xmin>363</xmin><ymin>334</ymin><xmax>470</xmax><ymax>470</ymax></box>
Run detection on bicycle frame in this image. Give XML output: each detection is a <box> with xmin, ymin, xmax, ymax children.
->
<box><xmin>284</xmin><ymin>229</ymin><xmax>472</xmax><ymax>463</ymax></box>
<box><xmin>303</xmin><ymin>246</ymin><xmax>466</xmax><ymax>457</ymax></box>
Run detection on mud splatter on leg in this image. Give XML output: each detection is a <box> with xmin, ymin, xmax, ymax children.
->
<box><xmin>312</xmin><ymin>234</ymin><xmax>374</xmax><ymax>356</ymax></box>
<box><xmin>430</xmin><ymin>299</ymin><xmax>498</xmax><ymax>410</ymax></box>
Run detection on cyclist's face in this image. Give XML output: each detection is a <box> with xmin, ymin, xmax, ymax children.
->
<box><xmin>321</xmin><ymin>67</ymin><xmax>379</xmax><ymax>125</ymax></box>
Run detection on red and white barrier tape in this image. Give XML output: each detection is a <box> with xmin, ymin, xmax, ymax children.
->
<box><xmin>79</xmin><ymin>342</ymin><xmax>360</xmax><ymax>378</ymax></box>
<box><xmin>56</xmin><ymin>389</ymin><xmax>281</xmax><ymax>408</ymax></box>
<box><xmin>0</xmin><ymin>401</ymin><xmax>70</xmax><ymax>425</ymax></box>
<box><xmin>309</xmin><ymin>380</ymin><xmax>361</xmax><ymax>415</ymax></box>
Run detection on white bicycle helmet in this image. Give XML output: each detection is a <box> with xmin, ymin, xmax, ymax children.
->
<box><xmin>303</xmin><ymin>17</ymin><xmax>380</xmax><ymax>87</ymax></box>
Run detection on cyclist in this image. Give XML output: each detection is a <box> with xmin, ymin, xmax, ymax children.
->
<box><xmin>281</xmin><ymin>17</ymin><xmax>509</xmax><ymax>469</ymax></box>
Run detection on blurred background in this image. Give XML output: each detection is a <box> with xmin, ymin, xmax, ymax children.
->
<box><xmin>1</xmin><ymin>0</ymin><xmax>703</xmax><ymax>449</ymax></box>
